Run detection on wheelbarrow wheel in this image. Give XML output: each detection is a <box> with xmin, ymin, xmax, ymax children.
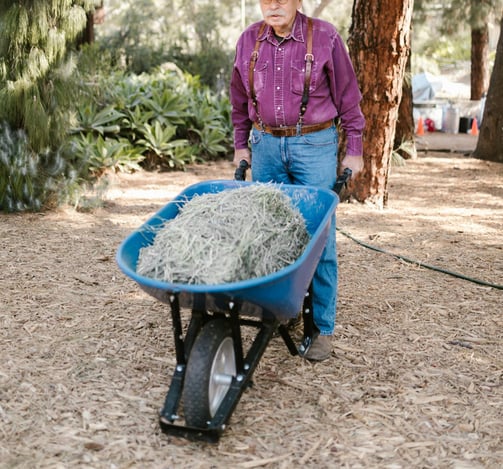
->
<box><xmin>182</xmin><ymin>318</ymin><xmax>236</xmax><ymax>428</ymax></box>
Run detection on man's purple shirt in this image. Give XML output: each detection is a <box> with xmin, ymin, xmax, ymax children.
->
<box><xmin>230</xmin><ymin>11</ymin><xmax>365</xmax><ymax>156</ymax></box>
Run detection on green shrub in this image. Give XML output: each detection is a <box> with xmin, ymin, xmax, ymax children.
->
<box><xmin>64</xmin><ymin>133</ymin><xmax>145</xmax><ymax>177</ymax></box>
<box><xmin>0</xmin><ymin>122</ymin><xmax>67</xmax><ymax>212</ymax></box>
<box><xmin>1</xmin><ymin>47</ymin><xmax>235</xmax><ymax>212</ymax></box>
<box><xmin>135</xmin><ymin>121</ymin><xmax>196</xmax><ymax>169</ymax></box>
<box><xmin>70</xmin><ymin>65</ymin><xmax>233</xmax><ymax>172</ymax></box>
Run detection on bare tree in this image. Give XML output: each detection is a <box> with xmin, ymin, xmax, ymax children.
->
<box><xmin>347</xmin><ymin>0</ymin><xmax>414</xmax><ymax>207</ymax></box>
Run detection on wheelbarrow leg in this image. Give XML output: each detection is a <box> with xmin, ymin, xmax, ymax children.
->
<box><xmin>168</xmin><ymin>294</ymin><xmax>186</xmax><ymax>365</ymax></box>
<box><xmin>277</xmin><ymin>324</ymin><xmax>300</xmax><ymax>356</ymax></box>
<box><xmin>228</xmin><ymin>301</ymin><xmax>245</xmax><ymax>373</ymax></box>
<box><xmin>298</xmin><ymin>283</ymin><xmax>319</xmax><ymax>357</ymax></box>
<box><xmin>159</xmin><ymin>294</ymin><xmax>185</xmax><ymax>424</ymax></box>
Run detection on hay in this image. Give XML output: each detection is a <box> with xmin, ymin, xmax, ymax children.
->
<box><xmin>136</xmin><ymin>184</ymin><xmax>310</xmax><ymax>284</ymax></box>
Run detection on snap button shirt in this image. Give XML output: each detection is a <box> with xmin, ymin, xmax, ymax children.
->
<box><xmin>230</xmin><ymin>11</ymin><xmax>365</xmax><ymax>155</ymax></box>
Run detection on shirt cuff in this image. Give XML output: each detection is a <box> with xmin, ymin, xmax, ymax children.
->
<box><xmin>234</xmin><ymin>128</ymin><xmax>251</xmax><ymax>150</ymax></box>
<box><xmin>345</xmin><ymin>134</ymin><xmax>363</xmax><ymax>156</ymax></box>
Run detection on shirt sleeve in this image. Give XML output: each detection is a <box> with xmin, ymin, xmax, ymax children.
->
<box><xmin>331</xmin><ymin>33</ymin><xmax>365</xmax><ymax>156</ymax></box>
<box><xmin>230</xmin><ymin>42</ymin><xmax>253</xmax><ymax>150</ymax></box>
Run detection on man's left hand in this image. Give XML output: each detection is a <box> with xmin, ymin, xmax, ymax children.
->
<box><xmin>340</xmin><ymin>154</ymin><xmax>364</xmax><ymax>177</ymax></box>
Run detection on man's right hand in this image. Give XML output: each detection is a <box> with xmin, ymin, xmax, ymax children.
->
<box><xmin>233</xmin><ymin>148</ymin><xmax>251</xmax><ymax>167</ymax></box>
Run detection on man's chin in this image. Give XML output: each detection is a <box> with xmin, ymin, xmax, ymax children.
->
<box><xmin>266</xmin><ymin>18</ymin><xmax>286</xmax><ymax>27</ymax></box>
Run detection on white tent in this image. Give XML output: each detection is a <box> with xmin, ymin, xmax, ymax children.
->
<box><xmin>412</xmin><ymin>72</ymin><xmax>442</xmax><ymax>101</ymax></box>
<box><xmin>412</xmin><ymin>72</ymin><xmax>470</xmax><ymax>102</ymax></box>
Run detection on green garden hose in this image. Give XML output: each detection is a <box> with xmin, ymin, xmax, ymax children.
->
<box><xmin>337</xmin><ymin>227</ymin><xmax>503</xmax><ymax>291</ymax></box>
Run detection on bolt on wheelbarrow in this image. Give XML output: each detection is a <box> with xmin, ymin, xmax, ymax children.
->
<box><xmin>116</xmin><ymin>168</ymin><xmax>351</xmax><ymax>442</ymax></box>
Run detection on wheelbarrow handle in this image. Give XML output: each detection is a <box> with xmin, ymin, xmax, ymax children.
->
<box><xmin>333</xmin><ymin>168</ymin><xmax>352</xmax><ymax>195</ymax></box>
<box><xmin>235</xmin><ymin>160</ymin><xmax>351</xmax><ymax>194</ymax></box>
<box><xmin>234</xmin><ymin>159</ymin><xmax>249</xmax><ymax>181</ymax></box>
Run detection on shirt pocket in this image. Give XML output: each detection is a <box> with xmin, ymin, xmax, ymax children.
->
<box><xmin>245</xmin><ymin>60</ymin><xmax>268</xmax><ymax>97</ymax></box>
<box><xmin>291</xmin><ymin>60</ymin><xmax>318</xmax><ymax>96</ymax></box>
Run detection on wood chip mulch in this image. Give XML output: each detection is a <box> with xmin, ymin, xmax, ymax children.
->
<box><xmin>1</xmin><ymin>153</ymin><xmax>501</xmax><ymax>468</ymax></box>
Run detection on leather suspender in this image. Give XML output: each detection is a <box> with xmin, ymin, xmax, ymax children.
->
<box><xmin>249</xmin><ymin>17</ymin><xmax>314</xmax><ymax>133</ymax></box>
<box><xmin>299</xmin><ymin>17</ymin><xmax>314</xmax><ymax>130</ymax></box>
<box><xmin>249</xmin><ymin>22</ymin><xmax>267</xmax><ymax>118</ymax></box>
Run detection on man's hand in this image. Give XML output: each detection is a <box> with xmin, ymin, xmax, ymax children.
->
<box><xmin>340</xmin><ymin>154</ymin><xmax>364</xmax><ymax>177</ymax></box>
<box><xmin>233</xmin><ymin>148</ymin><xmax>251</xmax><ymax>167</ymax></box>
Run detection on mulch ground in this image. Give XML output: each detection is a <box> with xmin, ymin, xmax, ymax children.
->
<box><xmin>1</xmin><ymin>137</ymin><xmax>501</xmax><ymax>468</ymax></box>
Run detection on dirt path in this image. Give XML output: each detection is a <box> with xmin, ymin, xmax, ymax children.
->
<box><xmin>1</xmin><ymin>147</ymin><xmax>501</xmax><ymax>468</ymax></box>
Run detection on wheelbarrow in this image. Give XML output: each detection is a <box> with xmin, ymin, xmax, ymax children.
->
<box><xmin>116</xmin><ymin>168</ymin><xmax>351</xmax><ymax>442</ymax></box>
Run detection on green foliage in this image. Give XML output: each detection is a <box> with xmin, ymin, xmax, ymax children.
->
<box><xmin>184</xmin><ymin>84</ymin><xmax>231</xmax><ymax>158</ymax></box>
<box><xmin>70</xmin><ymin>65</ymin><xmax>233</xmax><ymax>172</ymax></box>
<box><xmin>94</xmin><ymin>0</ymin><xmax>235</xmax><ymax>89</ymax></box>
<box><xmin>412</xmin><ymin>0</ymin><xmax>502</xmax><ymax>73</ymax></box>
<box><xmin>392</xmin><ymin>138</ymin><xmax>416</xmax><ymax>166</ymax></box>
<box><xmin>190</xmin><ymin>127</ymin><xmax>228</xmax><ymax>158</ymax></box>
<box><xmin>441</xmin><ymin>0</ymin><xmax>502</xmax><ymax>32</ymax></box>
<box><xmin>93</xmin><ymin>0</ymin><xmax>172</xmax><ymax>74</ymax></box>
<box><xmin>0</xmin><ymin>122</ymin><xmax>68</xmax><ymax>212</ymax></box>
<box><xmin>72</xmin><ymin>105</ymin><xmax>124</xmax><ymax>135</ymax></box>
<box><xmin>422</xmin><ymin>34</ymin><xmax>471</xmax><ymax>66</ymax></box>
<box><xmin>136</xmin><ymin>121</ymin><xmax>196</xmax><ymax>169</ymax></box>
<box><xmin>414</xmin><ymin>0</ymin><xmax>503</xmax><ymax>30</ymax></box>
<box><xmin>65</xmin><ymin>133</ymin><xmax>145</xmax><ymax>177</ymax></box>
<box><xmin>141</xmin><ymin>88</ymin><xmax>188</xmax><ymax>126</ymax></box>
<box><xmin>0</xmin><ymin>1</ymin><xmax>96</xmax><ymax>151</ymax></box>
<box><xmin>168</xmin><ymin>42</ymin><xmax>234</xmax><ymax>91</ymax></box>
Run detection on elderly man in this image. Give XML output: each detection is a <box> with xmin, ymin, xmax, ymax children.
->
<box><xmin>230</xmin><ymin>0</ymin><xmax>365</xmax><ymax>360</ymax></box>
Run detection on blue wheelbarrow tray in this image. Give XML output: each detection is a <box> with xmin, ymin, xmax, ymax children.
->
<box><xmin>116</xmin><ymin>179</ymin><xmax>339</xmax><ymax>323</ymax></box>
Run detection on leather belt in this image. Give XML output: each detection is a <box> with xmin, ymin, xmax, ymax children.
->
<box><xmin>253</xmin><ymin>119</ymin><xmax>334</xmax><ymax>137</ymax></box>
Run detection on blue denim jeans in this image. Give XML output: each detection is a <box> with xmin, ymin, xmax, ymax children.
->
<box><xmin>250</xmin><ymin>125</ymin><xmax>339</xmax><ymax>335</ymax></box>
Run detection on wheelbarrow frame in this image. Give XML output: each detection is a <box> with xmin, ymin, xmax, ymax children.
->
<box><xmin>156</xmin><ymin>284</ymin><xmax>317</xmax><ymax>442</ymax></box>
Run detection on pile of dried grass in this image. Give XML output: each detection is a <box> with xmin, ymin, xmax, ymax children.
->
<box><xmin>137</xmin><ymin>184</ymin><xmax>309</xmax><ymax>284</ymax></box>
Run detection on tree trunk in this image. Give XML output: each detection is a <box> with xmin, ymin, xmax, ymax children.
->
<box><xmin>78</xmin><ymin>12</ymin><xmax>95</xmax><ymax>46</ymax></box>
<box><xmin>472</xmin><ymin>16</ymin><xmax>503</xmax><ymax>163</ymax></box>
<box><xmin>471</xmin><ymin>24</ymin><xmax>489</xmax><ymax>100</ymax></box>
<box><xmin>347</xmin><ymin>0</ymin><xmax>414</xmax><ymax>207</ymax></box>
<box><xmin>394</xmin><ymin>51</ymin><xmax>417</xmax><ymax>160</ymax></box>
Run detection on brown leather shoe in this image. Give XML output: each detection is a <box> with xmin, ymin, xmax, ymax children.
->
<box><xmin>304</xmin><ymin>335</ymin><xmax>332</xmax><ymax>361</ymax></box>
